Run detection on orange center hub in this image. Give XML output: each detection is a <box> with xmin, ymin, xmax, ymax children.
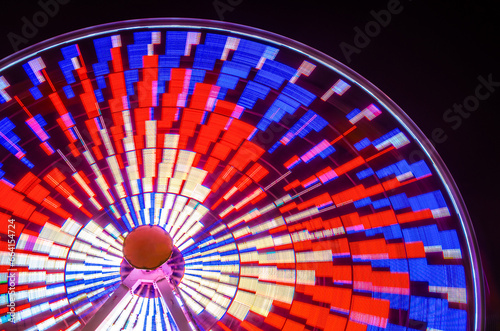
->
<box><xmin>122</xmin><ymin>225</ymin><xmax>173</xmax><ymax>270</ymax></box>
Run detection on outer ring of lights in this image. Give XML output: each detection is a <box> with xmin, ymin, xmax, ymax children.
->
<box><xmin>0</xmin><ymin>18</ymin><xmax>485</xmax><ymax>330</ymax></box>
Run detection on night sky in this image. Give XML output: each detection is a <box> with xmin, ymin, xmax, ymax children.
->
<box><xmin>1</xmin><ymin>0</ymin><xmax>499</xmax><ymax>328</ymax></box>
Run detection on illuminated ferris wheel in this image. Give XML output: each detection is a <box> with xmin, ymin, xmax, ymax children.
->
<box><xmin>0</xmin><ymin>19</ymin><xmax>484</xmax><ymax>331</ymax></box>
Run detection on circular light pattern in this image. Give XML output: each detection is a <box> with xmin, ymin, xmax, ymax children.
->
<box><xmin>123</xmin><ymin>225</ymin><xmax>173</xmax><ymax>270</ymax></box>
<box><xmin>0</xmin><ymin>19</ymin><xmax>483</xmax><ymax>331</ymax></box>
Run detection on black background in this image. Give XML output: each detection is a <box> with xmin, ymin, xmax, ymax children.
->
<box><xmin>0</xmin><ymin>0</ymin><xmax>499</xmax><ymax>329</ymax></box>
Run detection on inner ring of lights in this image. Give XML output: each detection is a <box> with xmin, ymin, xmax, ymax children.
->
<box><xmin>0</xmin><ymin>18</ymin><xmax>483</xmax><ymax>331</ymax></box>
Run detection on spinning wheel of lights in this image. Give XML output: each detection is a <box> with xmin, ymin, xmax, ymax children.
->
<box><xmin>0</xmin><ymin>18</ymin><xmax>483</xmax><ymax>331</ymax></box>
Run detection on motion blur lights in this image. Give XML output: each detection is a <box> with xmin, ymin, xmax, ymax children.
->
<box><xmin>0</xmin><ymin>18</ymin><xmax>484</xmax><ymax>331</ymax></box>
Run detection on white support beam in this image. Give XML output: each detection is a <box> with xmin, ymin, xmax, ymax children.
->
<box><xmin>155</xmin><ymin>277</ymin><xmax>193</xmax><ymax>331</ymax></box>
<box><xmin>81</xmin><ymin>283</ymin><xmax>132</xmax><ymax>331</ymax></box>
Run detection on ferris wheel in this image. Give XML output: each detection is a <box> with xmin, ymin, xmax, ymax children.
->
<box><xmin>0</xmin><ymin>19</ymin><xmax>484</xmax><ymax>331</ymax></box>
